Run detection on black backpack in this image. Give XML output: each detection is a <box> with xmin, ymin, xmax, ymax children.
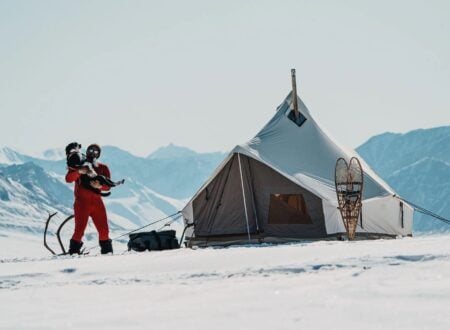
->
<box><xmin>128</xmin><ymin>230</ymin><xmax>180</xmax><ymax>252</ymax></box>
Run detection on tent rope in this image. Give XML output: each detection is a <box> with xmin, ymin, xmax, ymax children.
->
<box><xmin>156</xmin><ymin>214</ymin><xmax>183</xmax><ymax>231</ymax></box>
<box><xmin>399</xmin><ymin>198</ymin><xmax>450</xmax><ymax>226</ymax></box>
<box><xmin>82</xmin><ymin>211</ymin><xmax>182</xmax><ymax>253</ymax></box>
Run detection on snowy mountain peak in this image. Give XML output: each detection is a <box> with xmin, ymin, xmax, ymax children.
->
<box><xmin>357</xmin><ymin>127</ymin><xmax>450</xmax><ymax>233</ymax></box>
<box><xmin>147</xmin><ymin>143</ymin><xmax>226</xmax><ymax>160</ymax></box>
<box><xmin>40</xmin><ymin>148</ymin><xmax>66</xmax><ymax>161</ymax></box>
<box><xmin>0</xmin><ymin>147</ymin><xmax>26</xmax><ymax>165</ymax></box>
<box><xmin>0</xmin><ymin>162</ymin><xmax>73</xmax><ymax>235</ymax></box>
<box><xmin>147</xmin><ymin>143</ymin><xmax>199</xmax><ymax>159</ymax></box>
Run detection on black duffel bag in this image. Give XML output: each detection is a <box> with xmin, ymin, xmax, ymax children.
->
<box><xmin>128</xmin><ymin>230</ymin><xmax>180</xmax><ymax>252</ymax></box>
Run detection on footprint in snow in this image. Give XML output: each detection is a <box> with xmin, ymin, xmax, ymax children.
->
<box><xmin>61</xmin><ymin>268</ymin><xmax>77</xmax><ymax>274</ymax></box>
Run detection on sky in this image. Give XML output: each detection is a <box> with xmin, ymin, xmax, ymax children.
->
<box><xmin>0</xmin><ymin>0</ymin><xmax>449</xmax><ymax>157</ymax></box>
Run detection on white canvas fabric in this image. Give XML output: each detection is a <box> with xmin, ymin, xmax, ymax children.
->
<box><xmin>323</xmin><ymin>196</ymin><xmax>413</xmax><ymax>236</ymax></box>
<box><xmin>182</xmin><ymin>92</ymin><xmax>413</xmax><ymax>238</ymax></box>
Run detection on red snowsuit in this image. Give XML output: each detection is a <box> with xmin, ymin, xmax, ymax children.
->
<box><xmin>65</xmin><ymin>163</ymin><xmax>111</xmax><ymax>242</ymax></box>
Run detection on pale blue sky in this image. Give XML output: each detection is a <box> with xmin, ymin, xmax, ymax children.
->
<box><xmin>0</xmin><ymin>0</ymin><xmax>449</xmax><ymax>156</ymax></box>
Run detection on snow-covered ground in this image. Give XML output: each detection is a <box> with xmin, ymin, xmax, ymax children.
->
<box><xmin>1</xmin><ymin>234</ymin><xmax>449</xmax><ymax>330</ymax></box>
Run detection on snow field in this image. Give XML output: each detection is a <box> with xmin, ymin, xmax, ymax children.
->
<box><xmin>0</xmin><ymin>234</ymin><xmax>449</xmax><ymax>329</ymax></box>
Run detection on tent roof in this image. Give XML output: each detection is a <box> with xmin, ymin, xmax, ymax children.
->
<box><xmin>184</xmin><ymin>92</ymin><xmax>395</xmax><ymax>211</ymax></box>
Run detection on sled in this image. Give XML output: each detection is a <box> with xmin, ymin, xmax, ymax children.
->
<box><xmin>43</xmin><ymin>211</ymin><xmax>184</xmax><ymax>255</ymax></box>
<box><xmin>335</xmin><ymin>157</ymin><xmax>364</xmax><ymax>240</ymax></box>
<box><xmin>43</xmin><ymin>212</ymin><xmax>79</xmax><ymax>255</ymax></box>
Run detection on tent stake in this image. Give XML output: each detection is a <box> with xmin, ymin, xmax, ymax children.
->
<box><xmin>291</xmin><ymin>68</ymin><xmax>299</xmax><ymax>121</ymax></box>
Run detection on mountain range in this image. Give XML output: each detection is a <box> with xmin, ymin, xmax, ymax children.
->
<box><xmin>0</xmin><ymin>145</ymin><xmax>226</xmax><ymax>246</ymax></box>
<box><xmin>0</xmin><ymin>126</ymin><xmax>449</xmax><ymax>247</ymax></box>
<box><xmin>356</xmin><ymin>126</ymin><xmax>450</xmax><ymax>233</ymax></box>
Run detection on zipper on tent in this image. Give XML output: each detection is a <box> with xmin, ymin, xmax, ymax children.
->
<box><xmin>238</xmin><ymin>153</ymin><xmax>251</xmax><ymax>241</ymax></box>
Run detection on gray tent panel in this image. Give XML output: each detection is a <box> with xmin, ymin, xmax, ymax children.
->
<box><xmin>246</xmin><ymin>156</ymin><xmax>326</xmax><ymax>238</ymax></box>
<box><xmin>191</xmin><ymin>154</ymin><xmax>326</xmax><ymax>240</ymax></box>
<box><xmin>192</xmin><ymin>154</ymin><xmax>257</xmax><ymax>237</ymax></box>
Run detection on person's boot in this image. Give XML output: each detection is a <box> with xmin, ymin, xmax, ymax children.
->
<box><xmin>99</xmin><ymin>239</ymin><xmax>113</xmax><ymax>254</ymax></box>
<box><xmin>68</xmin><ymin>239</ymin><xmax>83</xmax><ymax>255</ymax></box>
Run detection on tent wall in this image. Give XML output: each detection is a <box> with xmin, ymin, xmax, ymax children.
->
<box><xmin>322</xmin><ymin>196</ymin><xmax>413</xmax><ymax>236</ymax></box>
<box><xmin>192</xmin><ymin>154</ymin><xmax>257</xmax><ymax>237</ymax></box>
<box><xmin>245</xmin><ymin>156</ymin><xmax>327</xmax><ymax>238</ymax></box>
<box><xmin>191</xmin><ymin>154</ymin><xmax>327</xmax><ymax>239</ymax></box>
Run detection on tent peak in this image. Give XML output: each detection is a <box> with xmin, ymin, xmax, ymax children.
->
<box><xmin>287</xmin><ymin>69</ymin><xmax>307</xmax><ymax>127</ymax></box>
<box><xmin>291</xmin><ymin>69</ymin><xmax>299</xmax><ymax>120</ymax></box>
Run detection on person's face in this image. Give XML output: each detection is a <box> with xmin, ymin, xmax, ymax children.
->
<box><xmin>86</xmin><ymin>146</ymin><xmax>100</xmax><ymax>160</ymax></box>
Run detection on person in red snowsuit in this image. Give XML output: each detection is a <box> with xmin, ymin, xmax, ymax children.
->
<box><xmin>65</xmin><ymin>143</ymin><xmax>113</xmax><ymax>255</ymax></box>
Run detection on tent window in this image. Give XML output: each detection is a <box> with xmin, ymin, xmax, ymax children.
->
<box><xmin>287</xmin><ymin>110</ymin><xmax>307</xmax><ymax>127</ymax></box>
<box><xmin>268</xmin><ymin>194</ymin><xmax>312</xmax><ymax>224</ymax></box>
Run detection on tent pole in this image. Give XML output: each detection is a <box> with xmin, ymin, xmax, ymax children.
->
<box><xmin>291</xmin><ymin>68</ymin><xmax>299</xmax><ymax>121</ymax></box>
<box><xmin>238</xmin><ymin>153</ymin><xmax>251</xmax><ymax>241</ymax></box>
<box><xmin>246</xmin><ymin>157</ymin><xmax>260</xmax><ymax>233</ymax></box>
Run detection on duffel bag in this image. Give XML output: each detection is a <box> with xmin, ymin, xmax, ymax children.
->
<box><xmin>128</xmin><ymin>230</ymin><xmax>180</xmax><ymax>252</ymax></box>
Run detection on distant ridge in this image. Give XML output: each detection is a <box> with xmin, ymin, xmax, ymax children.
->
<box><xmin>147</xmin><ymin>143</ymin><xmax>225</xmax><ymax>160</ymax></box>
<box><xmin>0</xmin><ymin>147</ymin><xmax>27</xmax><ymax>165</ymax></box>
<box><xmin>40</xmin><ymin>148</ymin><xmax>65</xmax><ymax>161</ymax></box>
<box><xmin>357</xmin><ymin>126</ymin><xmax>450</xmax><ymax>178</ymax></box>
<box><xmin>357</xmin><ymin>126</ymin><xmax>450</xmax><ymax>233</ymax></box>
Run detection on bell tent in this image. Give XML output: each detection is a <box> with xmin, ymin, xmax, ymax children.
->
<box><xmin>182</xmin><ymin>83</ymin><xmax>413</xmax><ymax>246</ymax></box>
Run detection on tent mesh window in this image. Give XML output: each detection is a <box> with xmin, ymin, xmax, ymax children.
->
<box><xmin>287</xmin><ymin>110</ymin><xmax>307</xmax><ymax>127</ymax></box>
<box><xmin>268</xmin><ymin>194</ymin><xmax>312</xmax><ymax>224</ymax></box>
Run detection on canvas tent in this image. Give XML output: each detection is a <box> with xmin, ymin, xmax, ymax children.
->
<box><xmin>182</xmin><ymin>92</ymin><xmax>413</xmax><ymax>246</ymax></box>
